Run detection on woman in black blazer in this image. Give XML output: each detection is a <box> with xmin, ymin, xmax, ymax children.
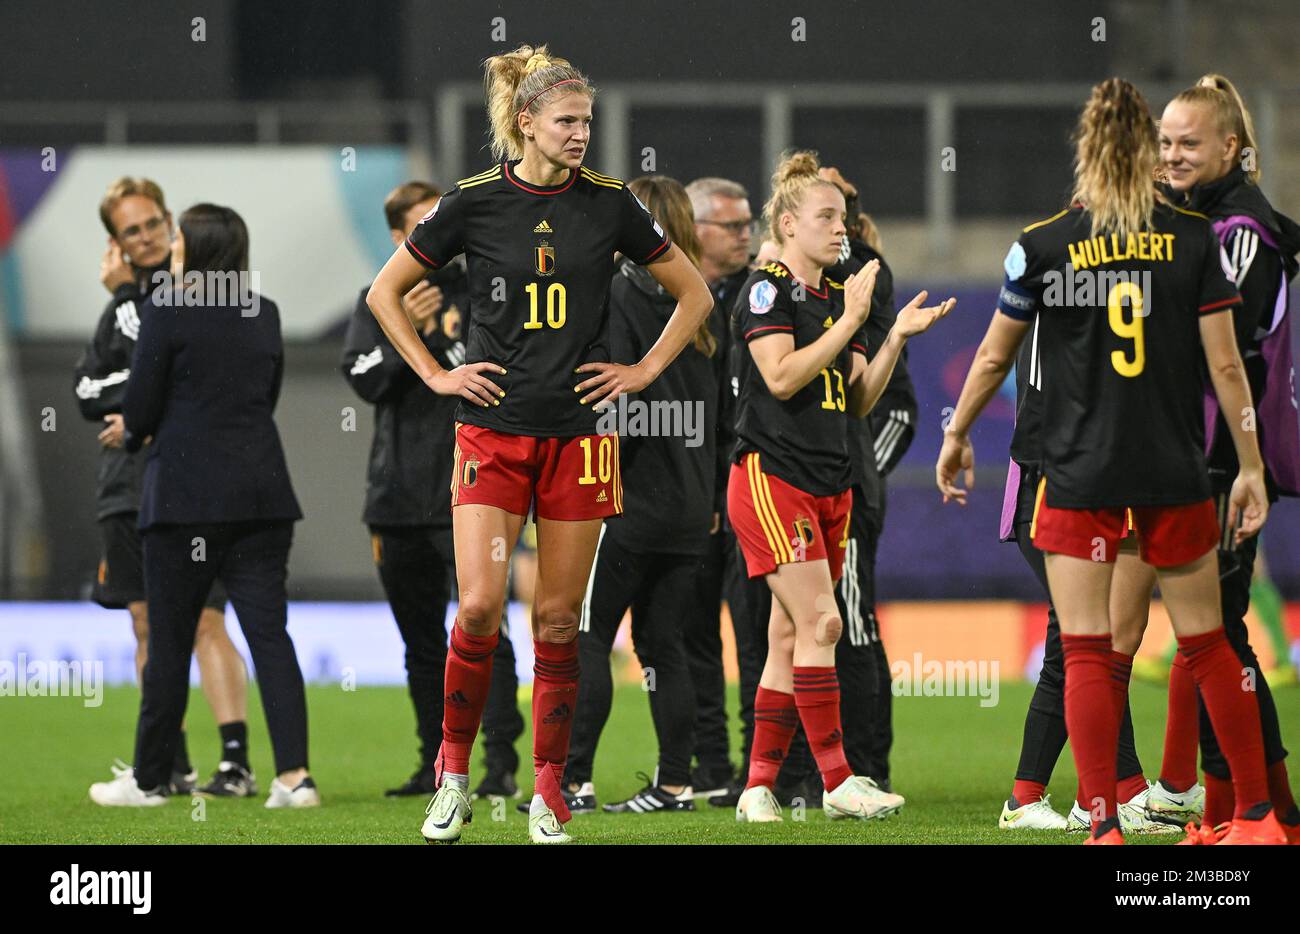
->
<box><xmin>89</xmin><ymin>204</ymin><xmax>317</xmax><ymax>809</ymax></box>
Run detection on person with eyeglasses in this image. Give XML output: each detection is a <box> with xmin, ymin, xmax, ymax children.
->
<box><xmin>77</xmin><ymin>177</ymin><xmax>255</xmax><ymax>802</ymax></box>
<box><xmin>678</xmin><ymin>177</ymin><xmax>753</xmax><ymax>800</ymax></box>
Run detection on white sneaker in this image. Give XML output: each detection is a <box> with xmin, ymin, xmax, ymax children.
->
<box><xmin>89</xmin><ymin>760</ymin><xmax>168</xmax><ymax>807</ymax></box>
<box><xmin>421</xmin><ymin>782</ymin><xmax>471</xmax><ymax>844</ymax></box>
<box><xmin>1119</xmin><ymin>783</ymin><xmax>1179</xmax><ymax>834</ymax></box>
<box><xmin>1145</xmin><ymin>780</ymin><xmax>1205</xmax><ymax>827</ymax></box>
<box><xmin>736</xmin><ymin>785</ymin><xmax>783</xmax><ymax>822</ymax></box>
<box><xmin>1066</xmin><ymin>799</ymin><xmax>1090</xmax><ymax>832</ymax></box>
<box><xmin>264</xmin><ymin>776</ymin><xmax>320</xmax><ymax>809</ymax></box>
<box><xmin>528</xmin><ymin>803</ymin><xmax>572</xmax><ymax>844</ymax></box>
<box><xmin>823</xmin><ymin>775</ymin><xmax>905</xmax><ymax>821</ymax></box>
<box><xmin>1067</xmin><ymin>786</ymin><xmax>1180</xmax><ymax>834</ymax></box>
<box><xmin>998</xmin><ymin>794</ymin><xmax>1068</xmax><ymax>830</ymax></box>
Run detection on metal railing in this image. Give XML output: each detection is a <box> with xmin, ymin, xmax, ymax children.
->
<box><xmin>2</xmin><ymin>81</ymin><xmax>1294</xmax><ymax>260</ymax></box>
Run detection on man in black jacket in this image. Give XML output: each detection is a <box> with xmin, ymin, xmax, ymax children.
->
<box><xmin>74</xmin><ymin>177</ymin><xmax>252</xmax><ymax>797</ymax></box>
<box><xmin>341</xmin><ymin>182</ymin><xmax>523</xmax><ymax>799</ymax></box>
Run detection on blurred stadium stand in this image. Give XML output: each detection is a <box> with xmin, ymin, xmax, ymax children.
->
<box><xmin>3</xmin><ymin>0</ymin><xmax>1300</xmax><ymax>601</ymax></box>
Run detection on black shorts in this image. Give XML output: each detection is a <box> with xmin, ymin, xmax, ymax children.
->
<box><xmin>92</xmin><ymin>513</ymin><xmax>227</xmax><ymax>611</ymax></box>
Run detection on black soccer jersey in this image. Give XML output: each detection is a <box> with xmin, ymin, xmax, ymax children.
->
<box><xmin>997</xmin><ymin>204</ymin><xmax>1242</xmax><ymax>508</ymax></box>
<box><xmin>732</xmin><ymin>261</ymin><xmax>868</xmax><ymax>497</ymax></box>
<box><xmin>404</xmin><ymin>161</ymin><xmax>671</xmax><ymax>437</ymax></box>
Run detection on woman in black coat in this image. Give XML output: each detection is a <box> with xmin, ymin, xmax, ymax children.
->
<box><xmin>89</xmin><ymin>203</ymin><xmax>317</xmax><ymax>809</ymax></box>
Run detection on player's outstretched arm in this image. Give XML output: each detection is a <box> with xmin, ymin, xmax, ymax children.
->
<box><xmin>935</xmin><ymin>310</ymin><xmax>1029</xmax><ymax>505</ymax></box>
<box><xmin>848</xmin><ymin>289</ymin><xmax>955</xmax><ymax>417</ymax></box>
<box><xmin>575</xmin><ymin>244</ymin><xmax>712</xmax><ymax>407</ymax></box>
<box><xmin>367</xmin><ymin>246</ymin><xmax>503</xmax><ymax>408</ymax></box>
<box><xmin>1199</xmin><ymin>309</ymin><xmax>1268</xmax><ymax>541</ymax></box>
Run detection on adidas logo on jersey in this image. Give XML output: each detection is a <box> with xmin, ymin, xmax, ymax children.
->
<box><xmin>823</xmin><ymin>316</ymin><xmax>833</xmax><ymax>328</ymax></box>
<box><xmin>533</xmin><ymin>219</ymin><xmax>553</xmax><ymax>233</ymax></box>
<box><xmin>596</xmin><ymin>490</ymin><xmax>608</xmax><ymax>503</ymax></box>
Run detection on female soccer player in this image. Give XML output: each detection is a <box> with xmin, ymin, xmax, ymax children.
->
<box><xmin>937</xmin><ymin>78</ymin><xmax>1285</xmax><ymax>845</ymax></box>
<box><xmin>366</xmin><ymin>44</ymin><xmax>712</xmax><ymax>844</ymax></box>
<box><xmin>730</xmin><ymin>150</ymin><xmax>953</xmax><ymax>823</ymax></box>
<box><xmin>1107</xmin><ymin>74</ymin><xmax>1300</xmax><ymax>843</ymax></box>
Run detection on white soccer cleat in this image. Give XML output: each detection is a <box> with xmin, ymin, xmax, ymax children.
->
<box><xmin>998</xmin><ymin>794</ymin><xmax>1068</xmax><ymax>830</ymax></box>
<box><xmin>823</xmin><ymin>775</ymin><xmax>905</xmax><ymax>821</ymax></box>
<box><xmin>421</xmin><ymin>783</ymin><xmax>471</xmax><ymax>844</ymax></box>
<box><xmin>264</xmin><ymin>776</ymin><xmax>320</xmax><ymax>809</ymax></box>
<box><xmin>528</xmin><ymin>804</ymin><xmax>572</xmax><ymax>844</ymax></box>
<box><xmin>89</xmin><ymin>760</ymin><xmax>168</xmax><ymax>808</ymax></box>
<box><xmin>1067</xmin><ymin>785</ymin><xmax>1179</xmax><ymax>834</ymax></box>
<box><xmin>1118</xmin><ymin>782</ymin><xmax>1179</xmax><ymax>834</ymax></box>
<box><xmin>1066</xmin><ymin>800</ymin><xmax>1090</xmax><ymax>831</ymax></box>
<box><xmin>1144</xmin><ymin>780</ymin><xmax>1205</xmax><ymax>827</ymax></box>
<box><xmin>735</xmin><ymin>785</ymin><xmax>783</xmax><ymax>822</ymax></box>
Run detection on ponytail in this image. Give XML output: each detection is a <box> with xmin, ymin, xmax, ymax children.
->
<box><xmin>482</xmin><ymin>44</ymin><xmax>595</xmax><ymax>162</ymax></box>
<box><xmin>1071</xmin><ymin>78</ymin><xmax>1162</xmax><ymax>239</ymax></box>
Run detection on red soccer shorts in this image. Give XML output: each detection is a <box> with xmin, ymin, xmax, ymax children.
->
<box><xmin>451</xmin><ymin>422</ymin><xmax>621</xmax><ymax>521</ymax></box>
<box><xmin>727</xmin><ymin>452</ymin><xmax>851</xmax><ymax>579</ymax></box>
<box><xmin>1029</xmin><ymin>478</ymin><xmax>1218</xmax><ymax>568</ymax></box>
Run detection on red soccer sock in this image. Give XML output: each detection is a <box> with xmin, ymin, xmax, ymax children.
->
<box><xmin>1159</xmin><ymin>650</ymin><xmax>1199</xmax><ymax>791</ymax></box>
<box><xmin>1177</xmin><ymin>628</ymin><xmax>1269</xmax><ymax>818</ymax></box>
<box><xmin>1203</xmin><ymin>772</ymin><xmax>1234</xmax><ymax>827</ymax></box>
<box><xmin>532</xmin><ymin>639</ymin><xmax>580</xmax><ymax>822</ymax></box>
<box><xmin>1011</xmin><ymin>779</ymin><xmax>1046</xmax><ymax>806</ymax></box>
<box><xmin>1268</xmin><ymin>760</ymin><xmax>1299</xmax><ymax>823</ymax></box>
<box><xmin>1063</xmin><ymin>634</ymin><xmax>1120</xmax><ymax>830</ymax></box>
<box><xmin>440</xmin><ymin>622</ymin><xmax>498</xmax><ymax>778</ymax></box>
<box><xmin>1110</xmin><ymin>651</ymin><xmax>1148</xmax><ymax>803</ymax></box>
<box><xmin>746</xmin><ymin>686</ymin><xmax>798</xmax><ymax>790</ymax></box>
<box><xmin>792</xmin><ymin>666</ymin><xmax>853</xmax><ymax>793</ymax></box>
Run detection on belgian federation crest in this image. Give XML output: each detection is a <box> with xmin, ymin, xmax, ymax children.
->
<box><xmin>535</xmin><ymin>241</ymin><xmax>556</xmax><ymax>276</ymax></box>
<box><xmin>793</xmin><ymin>514</ymin><xmax>815</xmax><ymax>546</ymax></box>
<box><xmin>462</xmin><ymin>457</ymin><xmax>480</xmax><ymax>488</ymax></box>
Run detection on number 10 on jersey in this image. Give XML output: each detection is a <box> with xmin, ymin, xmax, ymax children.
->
<box><xmin>524</xmin><ymin>282</ymin><xmax>567</xmax><ymax>330</ymax></box>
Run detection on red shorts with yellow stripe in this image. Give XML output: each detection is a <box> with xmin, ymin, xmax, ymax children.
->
<box><xmin>1028</xmin><ymin>478</ymin><xmax>1218</xmax><ymax>568</ymax></box>
<box><xmin>727</xmin><ymin>452</ymin><xmax>851</xmax><ymax>579</ymax></box>
<box><xmin>451</xmin><ymin>422</ymin><xmax>622</xmax><ymax>521</ymax></box>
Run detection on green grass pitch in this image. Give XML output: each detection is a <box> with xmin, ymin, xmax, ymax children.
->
<box><xmin>4</xmin><ymin>677</ymin><xmax>1295</xmax><ymax>844</ymax></box>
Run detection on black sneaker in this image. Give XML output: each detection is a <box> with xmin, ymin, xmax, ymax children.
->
<box><xmin>515</xmin><ymin>782</ymin><xmax>598</xmax><ymax>815</ymax></box>
<box><xmin>690</xmin><ymin>764</ymin><xmax>735</xmax><ymax>800</ymax></box>
<box><xmin>602</xmin><ymin>773</ymin><xmax>695</xmax><ymax>814</ymax></box>
<box><xmin>471</xmin><ymin>770</ymin><xmax>521</xmax><ymax>801</ymax></box>
<box><xmin>384</xmin><ymin>765</ymin><xmax>437</xmax><ymax>797</ymax></box>
<box><xmin>169</xmin><ymin>768</ymin><xmax>198</xmax><ymax>796</ymax></box>
<box><xmin>196</xmin><ymin>761</ymin><xmax>258</xmax><ymax>798</ymax></box>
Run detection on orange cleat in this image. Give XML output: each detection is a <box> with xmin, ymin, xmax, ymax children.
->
<box><xmin>1283</xmin><ymin>821</ymin><xmax>1300</xmax><ymax>846</ymax></box>
<box><xmin>1216</xmin><ymin>811</ymin><xmax>1287</xmax><ymax>845</ymax></box>
<box><xmin>1084</xmin><ymin>826</ymin><xmax>1124</xmax><ymax>845</ymax></box>
<box><xmin>1176</xmin><ymin>821</ymin><xmax>1230</xmax><ymax>845</ymax></box>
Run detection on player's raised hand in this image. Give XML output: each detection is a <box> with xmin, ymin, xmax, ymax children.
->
<box><xmin>100</xmin><ymin>240</ymin><xmax>134</xmax><ymax>293</ymax></box>
<box><xmin>574</xmin><ymin>361</ymin><xmax>651</xmax><ymax>409</ymax></box>
<box><xmin>936</xmin><ymin>431</ymin><xmax>975</xmax><ymax>506</ymax></box>
<box><xmin>427</xmin><ymin>361</ymin><xmax>505</xmax><ymax>407</ymax></box>
<box><xmin>1227</xmin><ymin>467</ymin><xmax>1269</xmax><ymax>544</ymax></box>
<box><xmin>895</xmin><ymin>291</ymin><xmax>956</xmax><ymax>338</ymax></box>
<box><xmin>402</xmin><ymin>280</ymin><xmax>444</xmax><ymax>334</ymax></box>
<box><xmin>842</xmin><ymin>259</ymin><xmax>879</xmax><ymax>325</ymax></box>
